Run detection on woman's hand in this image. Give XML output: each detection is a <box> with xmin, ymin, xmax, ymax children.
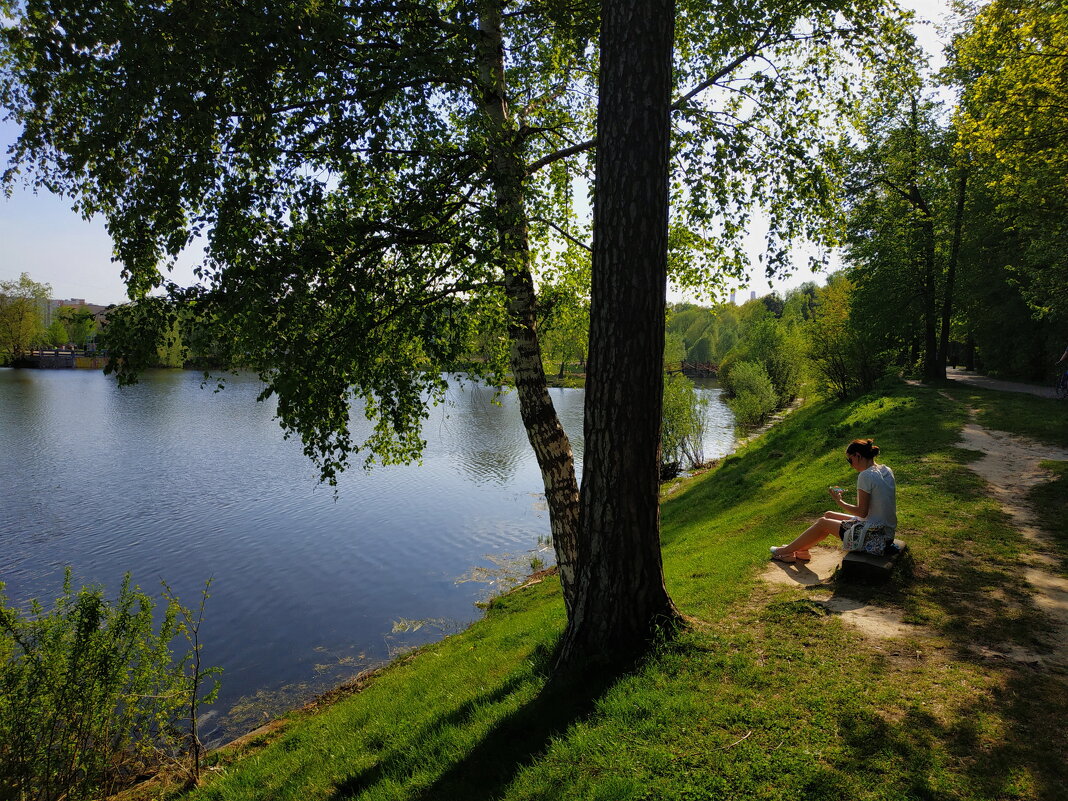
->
<box><xmin>830</xmin><ymin>488</ymin><xmax>869</xmax><ymax>518</ymax></box>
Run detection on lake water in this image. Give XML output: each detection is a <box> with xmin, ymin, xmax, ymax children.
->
<box><xmin>0</xmin><ymin>368</ymin><xmax>735</xmax><ymax>743</ymax></box>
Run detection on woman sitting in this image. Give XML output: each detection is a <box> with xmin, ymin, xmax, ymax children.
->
<box><xmin>770</xmin><ymin>438</ymin><xmax>897</xmax><ymax>563</ymax></box>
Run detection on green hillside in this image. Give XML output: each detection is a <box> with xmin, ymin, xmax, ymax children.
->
<box><xmin>175</xmin><ymin>379</ymin><xmax>1068</xmax><ymax>801</ymax></box>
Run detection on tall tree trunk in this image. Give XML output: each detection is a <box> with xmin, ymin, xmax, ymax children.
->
<box><xmin>477</xmin><ymin>3</ymin><xmax>580</xmax><ymax>614</ymax></box>
<box><xmin>905</xmin><ymin>96</ymin><xmax>941</xmax><ymax>382</ymax></box>
<box><xmin>554</xmin><ymin>0</ymin><xmax>680</xmax><ymax>672</ymax></box>
<box><xmin>937</xmin><ymin>167</ymin><xmax>968</xmax><ymax>370</ymax></box>
<box><xmin>921</xmin><ymin>213</ymin><xmax>941</xmax><ymax>381</ymax></box>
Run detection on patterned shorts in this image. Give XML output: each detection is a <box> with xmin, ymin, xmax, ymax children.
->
<box><xmin>839</xmin><ymin>519</ymin><xmax>892</xmax><ymax>555</ymax></box>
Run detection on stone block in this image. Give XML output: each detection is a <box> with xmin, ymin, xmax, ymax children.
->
<box><xmin>840</xmin><ymin>540</ymin><xmax>908</xmax><ymax>584</ymax></box>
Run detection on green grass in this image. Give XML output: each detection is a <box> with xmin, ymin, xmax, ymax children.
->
<box><xmin>941</xmin><ymin>382</ymin><xmax>1068</xmax><ymax>449</ymax></box>
<box><xmin>169</xmin><ymin>379</ymin><xmax>1068</xmax><ymax>801</ymax></box>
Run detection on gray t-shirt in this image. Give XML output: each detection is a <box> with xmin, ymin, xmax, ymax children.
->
<box><xmin>858</xmin><ymin>463</ymin><xmax>897</xmax><ymax>533</ymax></box>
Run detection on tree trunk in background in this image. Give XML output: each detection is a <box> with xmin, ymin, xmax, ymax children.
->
<box><xmin>554</xmin><ymin>0</ymin><xmax>680</xmax><ymax>672</ymax></box>
<box><xmin>904</xmin><ymin>96</ymin><xmax>943</xmax><ymax>383</ymax></box>
<box><xmin>920</xmin><ymin>213</ymin><xmax>941</xmax><ymax>381</ymax></box>
<box><xmin>477</xmin><ymin>3</ymin><xmax>580</xmax><ymax>615</ymax></box>
<box><xmin>937</xmin><ymin>167</ymin><xmax>968</xmax><ymax>370</ymax></box>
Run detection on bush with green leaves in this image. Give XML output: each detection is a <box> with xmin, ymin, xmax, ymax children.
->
<box><xmin>722</xmin><ymin>317</ymin><xmax>805</xmax><ymax>405</ymax></box>
<box><xmin>44</xmin><ymin>318</ymin><xmax>69</xmax><ymax>348</ymax></box>
<box><xmin>724</xmin><ymin>360</ymin><xmax>778</xmax><ymax>427</ymax></box>
<box><xmin>807</xmin><ymin>276</ymin><xmax>882</xmax><ymax>399</ymax></box>
<box><xmin>0</xmin><ymin>571</ymin><xmax>218</xmax><ymax>800</ymax></box>
<box><xmin>661</xmin><ymin>372</ymin><xmax>709</xmax><ymax>476</ymax></box>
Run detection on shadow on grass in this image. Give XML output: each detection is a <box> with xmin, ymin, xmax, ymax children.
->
<box><xmin>742</xmin><ymin>383</ymin><xmax>1068</xmax><ymax>798</ymax></box>
<box><xmin>831</xmin><ymin>385</ymin><xmax>1068</xmax><ymax>796</ymax></box>
<box><xmin>329</xmin><ymin>657</ymin><xmax>625</xmax><ymax>801</ymax></box>
<box><xmin>1027</xmin><ymin>461</ymin><xmax>1068</xmax><ymax>571</ymax></box>
<box><xmin>820</xmin><ymin>666</ymin><xmax>1068</xmax><ymax>801</ymax></box>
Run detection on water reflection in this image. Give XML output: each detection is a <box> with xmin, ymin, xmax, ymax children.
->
<box><xmin>0</xmin><ymin>368</ymin><xmax>733</xmax><ymax>744</ymax></box>
<box><xmin>435</xmin><ymin>383</ymin><xmax>530</xmax><ymax>485</ymax></box>
<box><xmin>436</xmin><ymin>383</ymin><xmax>586</xmax><ymax>485</ymax></box>
<box><xmin>693</xmin><ymin>380</ymin><xmax>736</xmax><ymax>465</ymax></box>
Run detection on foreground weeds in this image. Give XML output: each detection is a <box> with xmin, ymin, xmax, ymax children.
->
<box><xmin>169</xmin><ymin>379</ymin><xmax>1067</xmax><ymax>801</ymax></box>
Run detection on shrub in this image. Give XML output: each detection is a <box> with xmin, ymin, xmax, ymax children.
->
<box><xmin>0</xmin><ymin>571</ymin><xmax>218</xmax><ymax>800</ymax></box>
<box><xmin>725</xmin><ymin>318</ymin><xmax>805</xmax><ymax>405</ymax></box>
<box><xmin>661</xmin><ymin>373</ymin><xmax>709</xmax><ymax>476</ymax></box>
<box><xmin>724</xmin><ymin>360</ymin><xmax>778</xmax><ymax>426</ymax></box>
<box><xmin>808</xmin><ymin>277</ymin><xmax>882</xmax><ymax>398</ymax></box>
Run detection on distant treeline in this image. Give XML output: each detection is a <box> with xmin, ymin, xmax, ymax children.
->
<box><xmin>0</xmin><ymin>273</ymin><xmax>104</xmax><ymax>365</ymax></box>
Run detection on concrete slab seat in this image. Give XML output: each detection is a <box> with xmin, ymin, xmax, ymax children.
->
<box><xmin>840</xmin><ymin>539</ymin><xmax>908</xmax><ymax>584</ymax></box>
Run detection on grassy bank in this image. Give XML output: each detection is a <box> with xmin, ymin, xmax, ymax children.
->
<box><xmin>170</xmin><ymin>379</ymin><xmax>1066</xmax><ymax>801</ymax></box>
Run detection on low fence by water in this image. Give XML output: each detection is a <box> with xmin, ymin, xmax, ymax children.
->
<box><xmin>665</xmin><ymin>361</ymin><xmax>718</xmax><ymax>376</ymax></box>
<box><xmin>12</xmin><ymin>349</ymin><xmax>106</xmax><ymax>369</ymax></box>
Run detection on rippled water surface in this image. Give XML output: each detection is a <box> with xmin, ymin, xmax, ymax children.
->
<box><xmin>0</xmin><ymin>368</ymin><xmax>734</xmax><ymax>741</ymax></box>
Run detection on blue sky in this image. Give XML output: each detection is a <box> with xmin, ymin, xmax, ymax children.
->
<box><xmin>0</xmin><ymin>116</ymin><xmax>201</xmax><ymax>304</ymax></box>
<box><xmin>0</xmin><ymin>0</ymin><xmax>950</xmax><ymax>306</ymax></box>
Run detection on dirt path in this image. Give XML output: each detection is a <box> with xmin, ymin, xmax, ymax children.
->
<box><xmin>762</xmin><ymin>547</ymin><xmax>928</xmax><ymax>640</ymax></box>
<box><xmin>957</xmin><ymin>419</ymin><xmax>1068</xmax><ymax>669</ymax></box>
<box><xmin>946</xmin><ymin>367</ymin><xmax>1056</xmax><ymax>398</ymax></box>
<box><xmin>761</xmin><ymin>543</ymin><xmax>932</xmax><ymax>641</ymax></box>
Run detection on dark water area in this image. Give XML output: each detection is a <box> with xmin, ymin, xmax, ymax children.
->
<box><xmin>0</xmin><ymin>368</ymin><xmax>735</xmax><ymax>743</ymax></box>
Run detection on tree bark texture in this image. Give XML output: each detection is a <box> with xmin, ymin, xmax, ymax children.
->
<box><xmin>920</xmin><ymin>212</ymin><xmax>941</xmax><ymax>381</ymax></box>
<box><xmin>937</xmin><ymin>167</ymin><xmax>968</xmax><ymax>370</ymax></box>
<box><xmin>477</xmin><ymin>3</ymin><xmax>581</xmax><ymax>615</ymax></box>
<box><xmin>554</xmin><ymin>0</ymin><xmax>680</xmax><ymax>671</ymax></box>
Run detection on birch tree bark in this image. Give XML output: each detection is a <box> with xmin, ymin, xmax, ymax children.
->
<box><xmin>476</xmin><ymin>2</ymin><xmax>581</xmax><ymax>613</ymax></box>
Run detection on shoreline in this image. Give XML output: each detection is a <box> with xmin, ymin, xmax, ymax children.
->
<box><xmin>113</xmin><ymin>380</ymin><xmax>1068</xmax><ymax>800</ymax></box>
<box><xmin>195</xmin><ymin>398</ymin><xmax>788</xmax><ymax>762</ymax></box>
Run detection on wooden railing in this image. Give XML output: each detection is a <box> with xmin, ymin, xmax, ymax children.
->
<box><xmin>665</xmin><ymin>361</ymin><xmax>717</xmax><ymax>375</ymax></box>
<box><xmin>15</xmin><ymin>349</ymin><xmax>106</xmax><ymax>369</ymax></box>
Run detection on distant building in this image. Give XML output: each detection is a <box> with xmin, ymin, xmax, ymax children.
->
<box><xmin>750</xmin><ymin>290</ymin><xmax>756</xmax><ymax>301</ymax></box>
<box><xmin>730</xmin><ymin>290</ymin><xmax>736</xmax><ymax>304</ymax></box>
<box><xmin>46</xmin><ymin>298</ymin><xmax>109</xmax><ymax>326</ymax></box>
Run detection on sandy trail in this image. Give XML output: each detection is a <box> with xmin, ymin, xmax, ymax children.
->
<box><xmin>945</xmin><ymin>367</ymin><xmax>1055</xmax><ymax>398</ymax></box>
<box><xmin>762</xmin><ymin>547</ymin><xmax>930</xmax><ymax>641</ymax></box>
<box><xmin>957</xmin><ymin>421</ymin><xmax>1068</xmax><ymax>669</ymax></box>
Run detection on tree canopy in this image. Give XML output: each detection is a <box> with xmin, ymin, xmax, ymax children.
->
<box><xmin>0</xmin><ymin>271</ymin><xmax>48</xmax><ymax>360</ymax></box>
<box><xmin>824</xmin><ymin>0</ymin><xmax>1068</xmax><ymax>382</ymax></box>
<box><xmin>1</xmin><ymin>0</ymin><xmax>912</xmax><ymax>665</ymax></box>
<box><xmin>841</xmin><ymin>88</ymin><xmax>954</xmax><ymax>379</ymax></box>
<box><xmin>952</xmin><ymin>0</ymin><xmax>1068</xmax><ymax>322</ymax></box>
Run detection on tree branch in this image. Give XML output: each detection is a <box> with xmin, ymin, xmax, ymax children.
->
<box><xmin>335</xmin><ymin>1</ymin><xmax>470</xmax><ymax>35</ymax></box>
<box><xmin>526</xmin><ymin>24</ymin><xmax>845</xmax><ymax>174</ymax></box>
<box><xmin>531</xmin><ymin>216</ymin><xmax>591</xmax><ymax>252</ymax></box>
<box><xmin>671</xmin><ymin>43</ymin><xmax>772</xmax><ymax>111</ymax></box>
<box><xmin>527</xmin><ymin>138</ymin><xmax>595</xmax><ymax>174</ymax></box>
